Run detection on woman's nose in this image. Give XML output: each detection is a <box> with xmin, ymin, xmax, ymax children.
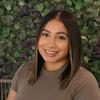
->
<box><xmin>47</xmin><ymin>38</ymin><xmax>56</xmax><ymax>48</ymax></box>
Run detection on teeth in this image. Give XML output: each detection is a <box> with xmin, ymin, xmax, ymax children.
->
<box><xmin>44</xmin><ymin>49</ymin><xmax>58</xmax><ymax>57</ymax></box>
<box><xmin>46</xmin><ymin>50</ymin><xmax>56</xmax><ymax>53</ymax></box>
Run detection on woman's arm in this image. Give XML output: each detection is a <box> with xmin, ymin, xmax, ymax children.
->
<box><xmin>7</xmin><ymin>89</ymin><xmax>16</xmax><ymax>100</ymax></box>
<box><xmin>7</xmin><ymin>64</ymin><xmax>23</xmax><ymax>100</ymax></box>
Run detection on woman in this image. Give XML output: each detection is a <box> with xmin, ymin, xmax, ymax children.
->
<box><xmin>7</xmin><ymin>9</ymin><xmax>100</xmax><ymax>100</ymax></box>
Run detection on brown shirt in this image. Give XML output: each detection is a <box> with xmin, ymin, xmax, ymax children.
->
<box><xmin>11</xmin><ymin>61</ymin><xmax>100</xmax><ymax>100</ymax></box>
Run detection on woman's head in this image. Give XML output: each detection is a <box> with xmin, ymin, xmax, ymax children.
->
<box><xmin>31</xmin><ymin>9</ymin><xmax>82</xmax><ymax>88</ymax></box>
<box><xmin>38</xmin><ymin>19</ymin><xmax>69</xmax><ymax>71</ymax></box>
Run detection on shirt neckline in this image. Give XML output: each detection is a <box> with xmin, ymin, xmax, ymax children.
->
<box><xmin>41</xmin><ymin>63</ymin><xmax>67</xmax><ymax>78</ymax></box>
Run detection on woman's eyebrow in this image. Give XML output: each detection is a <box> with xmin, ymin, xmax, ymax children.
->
<box><xmin>57</xmin><ymin>32</ymin><xmax>68</xmax><ymax>35</ymax></box>
<box><xmin>43</xmin><ymin>29</ymin><xmax>50</xmax><ymax>33</ymax></box>
<box><xmin>43</xmin><ymin>29</ymin><xmax>68</xmax><ymax>36</ymax></box>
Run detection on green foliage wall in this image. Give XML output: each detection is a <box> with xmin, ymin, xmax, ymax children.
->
<box><xmin>0</xmin><ymin>0</ymin><xmax>100</xmax><ymax>85</ymax></box>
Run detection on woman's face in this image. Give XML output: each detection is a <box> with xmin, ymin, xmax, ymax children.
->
<box><xmin>38</xmin><ymin>19</ymin><xmax>69</xmax><ymax>67</ymax></box>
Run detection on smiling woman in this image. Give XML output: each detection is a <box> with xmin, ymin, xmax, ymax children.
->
<box><xmin>38</xmin><ymin>19</ymin><xmax>69</xmax><ymax>71</ymax></box>
<box><xmin>7</xmin><ymin>9</ymin><xmax>100</xmax><ymax>100</ymax></box>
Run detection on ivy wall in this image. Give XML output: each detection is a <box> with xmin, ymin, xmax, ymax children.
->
<box><xmin>0</xmin><ymin>0</ymin><xmax>100</xmax><ymax>85</ymax></box>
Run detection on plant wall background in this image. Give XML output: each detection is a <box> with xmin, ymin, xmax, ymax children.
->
<box><xmin>0</xmin><ymin>0</ymin><xmax>100</xmax><ymax>85</ymax></box>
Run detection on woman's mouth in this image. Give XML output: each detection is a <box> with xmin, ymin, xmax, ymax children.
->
<box><xmin>44</xmin><ymin>49</ymin><xmax>58</xmax><ymax>57</ymax></box>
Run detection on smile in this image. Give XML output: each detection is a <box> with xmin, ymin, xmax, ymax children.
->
<box><xmin>44</xmin><ymin>49</ymin><xmax>58</xmax><ymax>57</ymax></box>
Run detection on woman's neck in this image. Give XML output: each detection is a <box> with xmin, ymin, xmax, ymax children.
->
<box><xmin>44</xmin><ymin>60</ymin><xmax>68</xmax><ymax>71</ymax></box>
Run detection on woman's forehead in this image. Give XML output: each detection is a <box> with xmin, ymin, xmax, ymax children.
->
<box><xmin>43</xmin><ymin>19</ymin><xmax>68</xmax><ymax>33</ymax></box>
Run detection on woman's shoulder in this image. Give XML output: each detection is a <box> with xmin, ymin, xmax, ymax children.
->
<box><xmin>69</xmin><ymin>67</ymin><xmax>100</xmax><ymax>100</ymax></box>
<box><xmin>76</xmin><ymin>67</ymin><xmax>96</xmax><ymax>80</ymax></box>
<box><xmin>17</xmin><ymin>60</ymin><xmax>33</xmax><ymax>77</ymax></box>
<box><xmin>71</xmin><ymin>66</ymin><xmax>99</xmax><ymax>88</ymax></box>
<box><xmin>20</xmin><ymin>60</ymin><xmax>33</xmax><ymax>71</ymax></box>
<box><xmin>12</xmin><ymin>60</ymin><xmax>33</xmax><ymax>81</ymax></box>
<box><xmin>11</xmin><ymin>61</ymin><xmax>33</xmax><ymax>92</ymax></box>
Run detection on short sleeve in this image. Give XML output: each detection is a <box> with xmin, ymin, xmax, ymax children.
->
<box><xmin>73</xmin><ymin>69</ymin><xmax>100</xmax><ymax>100</ymax></box>
<box><xmin>11</xmin><ymin>64</ymin><xmax>24</xmax><ymax>92</ymax></box>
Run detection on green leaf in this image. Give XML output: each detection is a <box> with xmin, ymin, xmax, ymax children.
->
<box><xmin>3</xmin><ymin>0</ymin><xmax>13</xmax><ymax>10</ymax></box>
<box><xmin>94</xmin><ymin>1</ymin><xmax>100</xmax><ymax>7</ymax></box>
<box><xmin>75</xmin><ymin>2</ymin><xmax>83</xmax><ymax>10</ymax></box>
<box><xmin>86</xmin><ymin>6</ymin><xmax>99</xmax><ymax>17</ymax></box>
<box><xmin>84</xmin><ymin>0</ymin><xmax>93</xmax><ymax>5</ymax></box>
<box><xmin>33</xmin><ymin>17</ymin><xmax>40</xmax><ymax>24</ymax></box>
<box><xmin>55</xmin><ymin>4</ymin><xmax>65</xmax><ymax>10</ymax></box>
<box><xmin>27</xmin><ymin>56</ymin><xmax>32</xmax><ymax>61</ymax></box>
<box><xmin>0</xmin><ymin>23</ymin><xmax>1</xmax><ymax>30</ymax></box>
<box><xmin>6</xmin><ymin>15</ymin><xmax>14</xmax><ymax>24</ymax></box>
<box><xmin>84</xmin><ymin>56</ymin><xmax>89</xmax><ymax>63</ymax></box>
<box><xmin>91</xmin><ymin>66</ymin><xmax>99</xmax><ymax>73</ymax></box>
<box><xmin>7</xmin><ymin>41</ymin><xmax>13</xmax><ymax>47</ymax></box>
<box><xmin>0</xmin><ymin>51</ymin><xmax>5</xmax><ymax>57</ymax></box>
<box><xmin>35</xmin><ymin>3</ymin><xmax>44</xmax><ymax>12</ymax></box>
<box><xmin>66</xmin><ymin>0</ymin><xmax>72</xmax><ymax>6</ymax></box>
<box><xmin>19</xmin><ymin>1</ymin><xmax>25</xmax><ymax>6</ymax></box>
<box><xmin>15</xmin><ymin>38</ymin><xmax>21</xmax><ymax>45</ymax></box>
<box><xmin>19</xmin><ymin>31</ymin><xmax>27</xmax><ymax>40</ymax></box>
<box><xmin>42</xmin><ymin>9</ymin><xmax>50</xmax><ymax>16</ymax></box>
<box><xmin>10</xmin><ymin>33</ymin><xmax>15</xmax><ymax>39</ymax></box>
<box><xmin>81</xmin><ymin>35</ymin><xmax>88</xmax><ymax>41</ymax></box>
<box><xmin>92</xmin><ymin>8</ymin><xmax>99</xmax><ymax>17</ymax></box>
<box><xmin>6</xmin><ymin>5</ymin><xmax>11</xmax><ymax>10</ymax></box>
<box><xmin>48</xmin><ymin>0</ymin><xmax>55</xmax><ymax>4</ymax></box>
<box><xmin>32</xmin><ymin>46</ymin><xmax>35</xmax><ymax>50</ymax></box>
<box><xmin>14</xmin><ymin>51</ymin><xmax>19</xmax><ymax>58</ymax></box>
<box><xmin>0</xmin><ymin>8</ymin><xmax>4</xmax><ymax>16</ymax></box>
<box><xmin>14</xmin><ymin>22</ymin><xmax>21</xmax><ymax>30</ymax></box>
<box><xmin>43</xmin><ymin>1</ymin><xmax>50</xmax><ymax>7</ymax></box>
<box><xmin>1</xmin><ymin>15</ymin><xmax>14</xmax><ymax>25</ymax></box>
<box><xmin>9</xmin><ymin>56</ymin><xmax>16</xmax><ymax>63</ymax></box>
<box><xmin>2</xmin><ymin>26</ymin><xmax>10</xmax><ymax>34</ymax></box>
<box><xmin>55</xmin><ymin>0</ymin><xmax>62</xmax><ymax>2</ymax></box>
<box><xmin>1</xmin><ymin>15</ymin><xmax>6</xmax><ymax>24</ymax></box>
<box><xmin>81</xmin><ymin>26</ymin><xmax>89</xmax><ymax>34</ymax></box>
<box><xmin>0</xmin><ymin>58</ymin><xmax>4</xmax><ymax>65</ymax></box>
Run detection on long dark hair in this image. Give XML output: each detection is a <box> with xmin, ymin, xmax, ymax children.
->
<box><xmin>28</xmin><ymin>9</ymin><xmax>82</xmax><ymax>89</ymax></box>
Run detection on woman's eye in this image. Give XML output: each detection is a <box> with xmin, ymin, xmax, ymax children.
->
<box><xmin>58</xmin><ymin>36</ymin><xmax>67</xmax><ymax>40</ymax></box>
<box><xmin>41</xmin><ymin>33</ymin><xmax>49</xmax><ymax>37</ymax></box>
